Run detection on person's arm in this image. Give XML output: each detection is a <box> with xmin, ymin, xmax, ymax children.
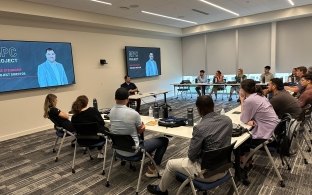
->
<box><xmin>284</xmin><ymin>86</ymin><xmax>299</xmax><ymax>93</ymax></box>
<box><xmin>146</xmin><ymin>61</ymin><xmax>150</xmax><ymax>76</ymax></box>
<box><xmin>220</xmin><ymin>75</ymin><xmax>224</xmax><ymax>82</ymax></box>
<box><xmin>298</xmin><ymin>92</ymin><xmax>308</xmax><ymax>108</ymax></box>
<box><xmin>188</xmin><ymin>126</ymin><xmax>204</xmax><ymax>162</ymax></box>
<box><xmin>37</xmin><ymin>64</ymin><xmax>47</xmax><ymax>87</ymax></box>
<box><xmin>135</xmin><ymin>114</ymin><xmax>145</xmax><ymax>134</ymax></box>
<box><xmin>58</xmin><ymin>63</ymin><xmax>68</xmax><ymax>85</ymax></box>
<box><xmin>129</xmin><ymin>83</ymin><xmax>138</xmax><ymax>93</ymax></box>
<box><xmin>58</xmin><ymin>110</ymin><xmax>70</xmax><ymax>120</ymax></box>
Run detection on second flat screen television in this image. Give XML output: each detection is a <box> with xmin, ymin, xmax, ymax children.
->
<box><xmin>125</xmin><ymin>46</ymin><xmax>161</xmax><ymax>78</ymax></box>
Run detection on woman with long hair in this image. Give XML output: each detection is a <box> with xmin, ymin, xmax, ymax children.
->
<box><xmin>43</xmin><ymin>93</ymin><xmax>74</xmax><ymax>132</ymax></box>
<box><xmin>71</xmin><ymin>95</ymin><xmax>107</xmax><ymax>158</ymax></box>
<box><xmin>209</xmin><ymin>70</ymin><xmax>224</xmax><ymax>100</ymax></box>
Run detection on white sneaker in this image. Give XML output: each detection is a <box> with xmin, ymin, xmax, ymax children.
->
<box><xmin>97</xmin><ymin>153</ymin><xmax>104</xmax><ymax>159</ymax></box>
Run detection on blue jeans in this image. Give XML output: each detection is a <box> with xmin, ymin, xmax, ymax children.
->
<box><xmin>142</xmin><ymin>137</ymin><xmax>169</xmax><ymax>165</ymax></box>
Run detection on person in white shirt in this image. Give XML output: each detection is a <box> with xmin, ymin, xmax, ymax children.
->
<box><xmin>195</xmin><ymin>70</ymin><xmax>207</xmax><ymax>96</ymax></box>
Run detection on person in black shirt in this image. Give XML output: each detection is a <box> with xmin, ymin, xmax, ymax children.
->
<box><xmin>71</xmin><ymin>95</ymin><xmax>108</xmax><ymax>158</ymax></box>
<box><xmin>121</xmin><ymin>75</ymin><xmax>141</xmax><ymax>112</ymax></box>
<box><xmin>43</xmin><ymin>94</ymin><xmax>74</xmax><ymax>132</ymax></box>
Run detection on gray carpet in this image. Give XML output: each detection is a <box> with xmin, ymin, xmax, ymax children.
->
<box><xmin>0</xmin><ymin>95</ymin><xmax>312</xmax><ymax>195</ymax></box>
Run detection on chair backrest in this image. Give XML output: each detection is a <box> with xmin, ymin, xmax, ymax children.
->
<box><xmin>274</xmin><ymin>113</ymin><xmax>294</xmax><ymax>157</ymax></box>
<box><xmin>72</xmin><ymin>122</ymin><xmax>100</xmax><ymax>139</ymax></box>
<box><xmin>200</xmin><ymin>142</ymin><xmax>236</xmax><ymax>171</ymax></box>
<box><xmin>48</xmin><ymin>117</ymin><xmax>64</xmax><ymax>131</ymax></box>
<box><xmin>106</xmin><ymin>131</ymin><xmax>137</xmax><ymax>153</ymax></box>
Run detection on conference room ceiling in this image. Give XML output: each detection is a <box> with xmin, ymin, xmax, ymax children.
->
<box><xmin>22</xmin><ymin>0</ymin><xmax>312</xmax><ymax>28</ymax></box>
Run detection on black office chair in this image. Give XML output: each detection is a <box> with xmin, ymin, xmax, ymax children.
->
<box><xmin>49</xmin><ymin>118</ymin><xmax>76</xmax><ymax>162</ymax></box>
<box><xmin>177</xmin><ymin>80</ymin><xmax>192</xmax><ymax>99</ymax></box>
<box><xmin>105</xmin><ymin>132</ymin><xmax>160</xmax><ymax>195</ymax></box>
<box><xmin>175</xmin><ymin>142</ymin><xmax>238</xmax><ymax>195</ymax></box>
<box><xmin>71</xmin><ymin>122</ymin><xmax>107</xmax><ymax>174</ymax></box>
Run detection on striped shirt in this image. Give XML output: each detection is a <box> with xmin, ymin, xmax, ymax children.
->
<box><xmin>188</xmin><ymin>112</ymin><xmax>232</xmax><ymax>163</ymax></box>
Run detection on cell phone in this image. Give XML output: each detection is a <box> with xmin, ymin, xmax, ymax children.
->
<box><xmin>232</xmin><ymin>111</ymin><xmax>241</xmax><ymax>114</ymax></box>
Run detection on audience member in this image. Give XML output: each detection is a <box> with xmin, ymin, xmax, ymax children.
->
<box><xmin>298</xmin><ymin>74</ymin><xmax>312</xmax><ymax>108</ymax></box>
<box><xmin>71</xmin><ymin>95</ymin><xmax>108</xmax><ymax>158</ymax></box>
<box><xmin>209</xmin><ymin>70</ymin><xmax>224</xmax><ymax>100</ymax></box>
<box><xmin>121</xmin><ymin>75</ymin><xmax>141</xmax><ymax>112</ymax></box>
<box><xmin>195</xmin><ymin>70</ymin><xmax>207</xmax><ymax>96</ymax></box>
<box><xmin>285</xmin><ymin>66</ymin><xmax>307</xmax><ymax>94</ymax></box>
<box><xmin>260</xmin><ymin>66</ymin><xmax>274</xmax><ymax>83</ymax></box>
<box><xmin>110</xmin><ymin>88</ymin><xmax>169</xmax><ymax>178</ymax></box>
<box><xmin>229</xmin><ymin>68</ymin><xmax>247</xmax><ymax>102</ymax></box>
<box><xmin>239</xmin><ymin>79</ymin><xmax>279</xmax><ymax>167</ymax></box>
<box><xmin>266</xmin><ymin>78</ymin><xmax>301</xmax><ymax>119</ymax></box>
<box><xmin>147</xmin><ymin>95</ymin><xmax>232</xmax><ymax>194</ymax></box>
<box><xmin>43</xmin><ymin>93</ymin><xmax>74</xmax><ymax>132</ymax></box>
<box><xmin>288</xmin><ymin>67</ymin><xmax>299</xmax><ymax>83</ymax></box>
<box><xmin>308</xmin><ymin>66</ymin><xmax>312</xmax><ymax>74</ymax></box>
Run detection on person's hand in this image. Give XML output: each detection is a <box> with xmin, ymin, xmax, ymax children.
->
<box><xmin>239</xmin><ymin>89</ymin><xmax>246</xmax><ymax>103</ymax></box>
<box><xmin>262</xmin><ymin>89</ymin><xmax>269</xmax><ymax>96</ymax></box>
<box><xmin>137</xmin><ymin>122</ymin><xmax>145</xmax><ymax>134</ymax></box>
<box><xmin>247</xmin><ymin>120</ymin><xmax>256</xmax><ymax>127</ymax></box>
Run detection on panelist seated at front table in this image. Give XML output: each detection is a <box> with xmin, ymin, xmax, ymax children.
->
<box><xmin>120</xmin><ymin>75</ymin><xmax>141</xmax><ymax>113</ymax></box>
<box><xmin>228</xmin><ymin>68</ymin><xmax>247</xmax><ymax>102</ymax></box>
<box><xmin>209</xmin><ymin>70</ymin><xmax>224</xmax><ymax>100</ymax></box>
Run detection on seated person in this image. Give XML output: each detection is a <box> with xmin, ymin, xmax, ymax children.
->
<box><xmin>121</xmin><ymin>75</ymin><xmax>141</xmax><ymax>113</ymax></box>
<box><xmin>43</xmin><ymin>93</ymin><xmax>74</xmax><ymax>132</ymax></box>
<box><xmin>239</xmin><ymin>79</ymin><xmax>279</xmax><ymax>166</ymax></box>
<box><xmin>110</xmin><ymin>88</ymin><xmax>169</xmax><ymax>177</ymax></box>
<box><xmin>260</xmin><ymin>66</ymin><xmax>274</xmax><ymax>83</ymax></box>
<box><xmin>287</xmin><ymin>67</ymin><xmax>300</xmax><ymax>84</ymax></box>
<box><xmin>147</xmin><ymin>95</ymin><xmax>232</xmax><ymax>194</ymax></box>
<box><xmin>229</xmin><ymin>68</ymin><xmax>247</xmax><ymax>101</ymax></box>
<box><xmin>266</xmin><ymin>78</ymin><xmax>302</xmax><ymax>119</ymax></box>
<box><xmin>285</xmin><ymin>66</ymin><xmax>307</xmax><ymax>95</ymax></box>
<box><xmin>195</xmin><ymin>70</ymin><xmax>207</xmax><ymax>96</ymax></box>
<box><xmin>209</xmin><ymin>70</ymin><xmax>224</xmax><ymax>100</ymax></box>
<box><xmin>298</xmin><ymin>73</ymin><xmax>312</xmax><ymax>108</ymax></box>
<box><xmin>71</xmin><ymin>95</ymin><xmax>108</xmax><ymax>158</ymax></box>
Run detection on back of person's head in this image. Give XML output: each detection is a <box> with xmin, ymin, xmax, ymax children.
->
<box><xmin>302</xmin><ymin>73</ymin><xmax>312</xmax><ymax>82</ymax></box>
<box><xmin>241</xmin><ymin>79</ymin><xmax>256</xmax><ymax>94</ymax></box>
<box><xmin>265</xmin><ymin>66</ymin><xmax>271</xmax><ymax>70</ymax></box>
<box><xmin>196</xmin><ymin>95</ymin><xmax>214</xmax><ymax>117</ymax></box>
<box><xmin>297</xmin><ymin>66</ymin><xmax>307</xmax><ymax>74</ymax></box>
<box><xmin>124</xmin><ymin>75</ymin><xmax>128</xmax><ymax>80</ymax></box>
<box><xmin>43</xmin><ymin>94</ymin><xmax>57</xmax><ymax>118</ymax></box>
<box><xmin>308</xmin><ymin>66</ymin><xmax>312</xmax><ymax>74</ymax></box>
<box><xmin>71</xmin><ymin>95</ymin><xmax>89</xmax><ymax>114</ymax></box>
<box><xmin>115</xmin><ymin>87</ymin><xmax>129</xmax><ymax>101</ymax></box>
<box><xmin>270</xmin><ymin>78</ymin><xmax>284</xmax><ymax>91</ymax></box>
<box><xmin>200</xmin><ymin>70</ymin><xmax>205</xmax><ymax>73</ymax></box>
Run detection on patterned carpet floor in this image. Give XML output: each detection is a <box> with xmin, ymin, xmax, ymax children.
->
<box><xmin>0</xmin><ymin>94</ymin><xmax>312</xmax><ymax>195</ymax></box>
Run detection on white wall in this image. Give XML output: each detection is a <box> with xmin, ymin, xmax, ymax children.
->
<box><xmin>0</xmin><ymin>23</ymin><xmax>182</xmax><ymax>141</ymax></box>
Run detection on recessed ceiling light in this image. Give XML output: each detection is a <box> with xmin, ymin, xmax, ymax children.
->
<box><xmin>141</xmin><ymin>11</ymin><xmax>198</xmax><ymax>25</ymax></box>
<box><xmin>198</xmin><ymin>0</ymin><xmax>239</xmax><ymax>16</ymax></box>
<box><xmin>90</xmin><ymin>0</ymin><xmax>112</xmax><ymax>5</ymax></box>
<box><xmin>287</xmin><ymin>0</ymin><xmax>295</xmax><ymax>6</ymax></box>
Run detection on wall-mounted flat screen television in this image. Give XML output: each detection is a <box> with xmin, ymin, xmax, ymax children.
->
<box><xmin>125</xmin><ymin>46</ymin><xmax>161</xmax><ymax>78</ymax></box>
<box><xmin>0</xmin><ymin>40</ymin><xmax>75</xmax><ymax>93</ymax></box>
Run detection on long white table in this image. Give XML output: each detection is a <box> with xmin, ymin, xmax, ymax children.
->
<box><xmin>141</xmin><ymin>106</ymin><xmax>251</xmax><ymax>149</ymax></box>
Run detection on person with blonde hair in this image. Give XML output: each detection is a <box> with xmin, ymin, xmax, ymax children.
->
<box><xmin>43</xmin><ymin>93</ymin><xmax>74</xmax><ymax>132</ymax></box>
<box><xmin>228</xmin><ymin>68</ymin><xmax>247</xmax><ymax>101</ymax></box>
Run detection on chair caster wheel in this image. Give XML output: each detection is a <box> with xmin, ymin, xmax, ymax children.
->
<box><xmin>304</xmin><ymin>159</ymin><xmax>308</xmax><ymax>164</ymax></box>
<box><xmin>102</xmin><ymin>170</ymin><xmax>105</xmax><ymax>175</ymax></box>
<box><xmin>130</xmin><ymin>164</ymin><xmax>136</xmax><ymax>171</ymax></box>
<box><xmin>53</xmin><ymin>149</ymin><xmax>56</xmax><ymax>153</ymax></box>
<box><xmin>242</xmin><ymin>179</ymin><xmax>250</xmax><ymax>186</ymax></box>
<box><xmin>307</xmin><ymin>148</ymin><xmax>311</xmax><ymax>152</ymax></box>
<box><xmin>72</xmin><ymin>169</ymin><xmax>75</xmax><ymax>174</ymax></box>
<box><xmin>55</xmin><ymin>157</ymin><xmax>58</xmax><ymax>162</ymax></box>
<box><xmin>90</xmin><ymin>157</ymin><xmax>94</xmax><ymax>160</ymax></box>
<box><xmin>287</xmin><ymin>166</ymin><xmax>291</xmax><ymax>170</ymax></box>
<box><xmin>121</xmin><ymin>160</ymin><xmax>126</xmax><ymax>166</ymax></box>
<box><xmin>106</xmin><ymin>182</ymin><xmax>110</xmax><ymax>187</ymax></box>
<box><xmin>280</xmin><ymin>181</ymin><xmax>285</xmax><ymax>187</ymax></box>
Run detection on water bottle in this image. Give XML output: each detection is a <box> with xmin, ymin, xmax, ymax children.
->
<box><xmin>153</xmin><ymin>103</ymin><xmax>160</xmax><ymax>119</ymax></box>
<box><xmin>148</xmin><ymin>106</ymin><xmax>153</xmax><ymax>117</ymax></box>
<box><xmin>187</xmin><ymin>108</ymin><xmax>194</xmax><ymax>126</ymax></box>
<box><xmin>220</xmin><ymin>108</ymin><xmax>225</xmax><ymax>115</ymax></box>
<box><xmin>93</xmin><ymin>98</ymin><xmax>98</xmax><ymax>110</ymax></box>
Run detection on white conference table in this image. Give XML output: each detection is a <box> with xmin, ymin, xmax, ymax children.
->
<box><xmin>140</xmin><ymin>106</ymin><xmax>251</xmax><ymax>149</ymax></box>
<box><xmin>129</xmin><ymin>90</ymin><xmax>169</xmax><ymax>100</ymax></box>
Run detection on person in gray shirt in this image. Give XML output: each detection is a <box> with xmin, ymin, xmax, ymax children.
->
<box><xmin>195</xmin><ymin>70</ymin><xmax>207</xmax><ymax>96</ymax></box>
<box><xmin>147</xmin><ymin>95</ymin><xmax>232</xmax><ymax>195</ymax></box>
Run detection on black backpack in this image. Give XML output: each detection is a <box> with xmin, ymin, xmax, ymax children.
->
<box><xmin>158</xmin><ymin>116</ymin><xmax>187</xmax><ymax>128</ymax></box>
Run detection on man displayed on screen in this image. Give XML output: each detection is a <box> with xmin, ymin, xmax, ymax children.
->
<box><xmin>145</xmin><ymin>52</ymin><xmax>158</xmax><ymax>77</ymax></box>
<box><xmin>37</xmin><ymin>48</ymin><xmax>68</xmax><ymax>87</ymax></box>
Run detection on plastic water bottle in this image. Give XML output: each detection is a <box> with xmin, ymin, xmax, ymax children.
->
<box><xmin>220</xmin><ymin>108</ymin><xmax>225</xmax><ymax>115</ymax></box>
<box><xmin>149</xmin><ymin>106</ymin><xmax>153</xmax><ymax>117</ymax></box>
<box><xmin>93</xmin><ymin>98</ymin><xmax>98</xmax><ymax>110</ymax></box>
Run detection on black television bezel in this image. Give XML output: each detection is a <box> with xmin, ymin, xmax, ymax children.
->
<box><xmin>125</xmin><ymin>46</ymin><xmax>161</xmax><ymax>79</ymax></box>
<box><xmin>0</xmin><ymin>39</ymin><xmax>76</xmax><ymax>93</ymax></box>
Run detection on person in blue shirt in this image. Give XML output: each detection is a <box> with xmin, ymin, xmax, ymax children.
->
<box><xmin>145</xmin><ymin>52</ymin><xmax>158</xmax><ymax>76</ymax></box>
<box><xmin>37</xmin><ymin>48</ymin><xmax>68</xmax><ymax>87</ymax></box>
